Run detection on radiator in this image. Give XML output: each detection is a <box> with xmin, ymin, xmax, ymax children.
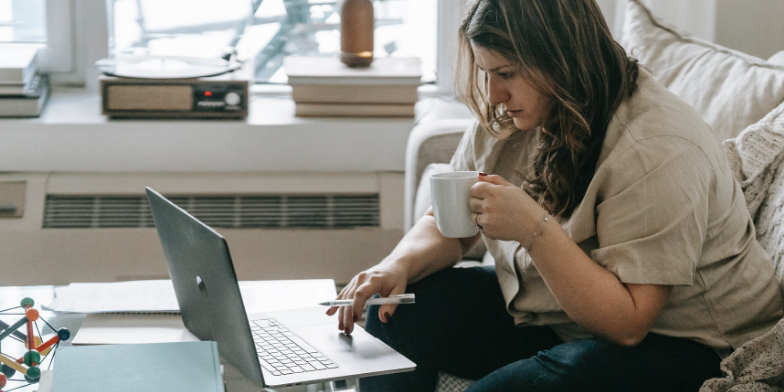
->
<box><xmin>0</xmin><ymin>172</ymin><xmax>405</xmax><ymax>286</ymax></box>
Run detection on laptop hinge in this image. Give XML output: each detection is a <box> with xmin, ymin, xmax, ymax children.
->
<box><xmin>326</xmin><ymin>379</ymin><xmax>359</xmax><ymax>392</ymax></box>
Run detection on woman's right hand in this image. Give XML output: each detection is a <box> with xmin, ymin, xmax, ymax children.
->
<box><xmin>326</xmin><ymin>260</ymin><xmax>409</xmax><ymax>335</ymax></box>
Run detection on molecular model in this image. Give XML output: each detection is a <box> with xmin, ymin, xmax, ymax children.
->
<box><xmin>0</xmin><ymin>297</ymin><xmax>70</xmax><ymax>392</ymax></box>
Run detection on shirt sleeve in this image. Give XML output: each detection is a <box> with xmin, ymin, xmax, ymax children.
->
<box><xmin>449</xmin><ymin>120</ymin><xmax>479</xmax><ymax>172</ymax></box>
<box><xmin>590</xmin><ymin>136</ymin><xmax>713</xmax><ymax>286</ymax></box>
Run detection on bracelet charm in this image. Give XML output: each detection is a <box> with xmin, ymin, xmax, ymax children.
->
<box><xmin>526</xmin><ymin>211</ymin><xmax>549</xmax><ymax>252</ymax></box>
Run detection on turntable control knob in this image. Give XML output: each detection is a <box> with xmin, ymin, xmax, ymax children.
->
<box><xmin>225</xmin><ymin>91</ymin><xmax>241</xmax><ymax>106</ymax></box>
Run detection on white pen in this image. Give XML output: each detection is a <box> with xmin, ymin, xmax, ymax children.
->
<box><xmin>319</xmin><ymin>293</ymin><xmax>415</xmax><ymax>307</ymax></box>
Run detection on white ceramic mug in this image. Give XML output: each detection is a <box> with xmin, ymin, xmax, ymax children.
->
<box><xmin>430</xmin><ymin>171</ymin><xmax>480</xmax><ymax>238</ymax></box>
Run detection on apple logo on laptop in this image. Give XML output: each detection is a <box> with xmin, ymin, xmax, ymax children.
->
<box><xmin>196</xmin><ymin>276</ymin><xmax>208</xmax><ymax>297</ymax></box>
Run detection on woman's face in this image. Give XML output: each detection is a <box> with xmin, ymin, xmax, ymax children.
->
<box><xmin>471</xmin><ymin>44</ymin><xmax>550</xmax><ymax>131</ymax></box>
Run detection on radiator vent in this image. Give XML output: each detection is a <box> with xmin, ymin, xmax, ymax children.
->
<box><xmin>43</xmin><ymin>194</ymin><xmax>380</xmax><ymax>229</ymax></box>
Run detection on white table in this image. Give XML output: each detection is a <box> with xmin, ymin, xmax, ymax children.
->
<box><xmin>0</xmin><ymin>283</ymin><xmax>359</xmax><ymax>392</ymax></box>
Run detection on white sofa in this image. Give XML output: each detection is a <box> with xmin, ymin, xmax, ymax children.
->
<box><xmin>405</xmin><ymin>1</ymin><xmax>784</xmax><ymax>390</ymax></box>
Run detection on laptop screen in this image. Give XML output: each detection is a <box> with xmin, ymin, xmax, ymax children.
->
<box><xmin>146</xmin><ymin>187</ymin><xmax>266</xmax><ymax>387</ymax></box>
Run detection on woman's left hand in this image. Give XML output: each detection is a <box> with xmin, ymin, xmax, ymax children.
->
<box><xmin>470</xmin><ymin>174</ymin><xmax>545</xmax><ymax>242</ymax></box>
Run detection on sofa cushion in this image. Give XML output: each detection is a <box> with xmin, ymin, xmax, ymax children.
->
<box><xmin>436</xmin><ymin>371</ymin><xmax>475</xmax><ymax>392</ymax></box>
<box><xmin>405</xmin><ymin>120</ymin><xmax>473</xmax><ymax>231</ymax></box>
<box><xmin>724</xmin><ymin>101</ymin><xmax>784</xmax><ymax>287</ymax></box>
<box><xmin>414</xmin><ymin>163</ymin><xmax>450</xmax><ymax>225</ymax></box>
<box><xmin>415</xmin><ymin>163</ymin><xmax>488</xmax><ymax>261</ymax></box>
<box><xmin>759</xmin><ymin>155</ymin><xmax>784</xmax><ymax>288</ymax></box>
<box><xmin>621</xmin><ymin>0</ymin><xmax>784</xmax><ymax>141</ymax></box>
<box><xmin>770</xmin><ymin>51</ymin><xmax>784</xmax><ymax>66</ymax></box>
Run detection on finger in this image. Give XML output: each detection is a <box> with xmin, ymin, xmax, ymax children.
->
<box><xmin>337</xmin><ymin>280</ymin><xmax>358</xmax><ymax>330</ymax></box>
<box><xmin>470</xmin><ymin>181</ymin><xmax>490</xmax><ymax>199</ymax></box>
<box><xmin>478</xmin><ymin>174</ymin><xmax>510</xmax><ymax>186</ymax></box>
<box><xmin>474</xmin><ymin>212</ymin><xmax>484</xmax><ymax>229</ymax></box>
<box><xmin>338</xmin><ymin>295</ymin><xmax>351</xmax><ymax>332</ymax></box>
<box><xmin>326</xmin><ymin>286</ymin><xmax>348</xmax><ymax>316</ymax></box>
<box><xmin>347</xmin><ymin>279</ymin><xmax>382</xmax><ymax>335</ymax></box>
<box><xmin>377</xmin><ymin>284</ymin><xmax>407</xmax><ymax>323</ymax></box>
<box><xmin>342</xmin><ymin>272</ymin><xmax>372</xmax><ymax>334</ymax></box>
<box><xmin>340</xmin><ymin>284</ymin><xmax>358</xmax><ymax>331</ymax></box>
<box><xmin>469</xmin><ymin>198</ymin><xmax>485</xmax><ymax>212</ymax></box>
<box><xmin>327</xmin><ymin>282</ymin><xmax>354</xmax><ymax>316</ymax></box>
<box><xmin>327</xmin><ymin>279</ymin><xmax>354</xmax><ymax>316</ymax></box>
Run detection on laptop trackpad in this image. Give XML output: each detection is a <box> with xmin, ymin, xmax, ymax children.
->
<box><xmin>293</xmin><ymin>323</ymin><xmax>415</xmax><ymax>379</ymax></box>
<box><xmin>257</xmin><ymin>307</ymin><xmax>416</xmax><ymax>374</ymax></box>
<box><xmin>299</xmin><ymin>325</ymin><xmax>392</xmax><ymax>359</ymax></box>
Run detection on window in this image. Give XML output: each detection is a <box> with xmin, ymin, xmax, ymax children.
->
<box><xmin>243</xmin><ymin>0</ymin><xmax>438</xmax><ymax>84</ymax></box>
<box><xmin>0</xmin><ymin>0</ymin><xmax>46</xmax><ymax>43</ymax></box>
<box><xmin>106</xmin><ymin>0</ymin><xmax>439</xmax><ymax>86</ymax></box>
<box><xmin>0</xmin><ymin>0</ymin><xmax>73</xmax><ymax>73</ymax></box>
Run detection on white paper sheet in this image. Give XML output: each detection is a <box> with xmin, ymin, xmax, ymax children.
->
<box><xmin>65</xmin><ymin>279</ymin><xmax>338</xmax><ymax>346</ymax></box>
<box><xmin>45</xmin><ymin>280</ymin><xmax>179</xmax><ymax>314</ymax></box>
<box><xmin>70</xmin><ymin>314</ymin><xmax>200</xmax><ymax>345</ymax></box>
<box><xmin>45</xmin><ymin>279</ymin><xmax>337</xmax><ymax>315</ymax></box>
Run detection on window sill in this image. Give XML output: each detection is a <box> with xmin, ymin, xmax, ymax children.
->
<box><xmin>0</xmin><ymin>88</ymin><xmax>470</xmax><ymax>174</ymax></box>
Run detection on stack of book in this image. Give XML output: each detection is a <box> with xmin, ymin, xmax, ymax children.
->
<box><xmin>0</xmin><ymin>46</ymin><xmax>50</xmax><ymax>117</ymax></box>
<box><xmin>285</xmin><ymin>56</ymin><xmax>422</xmax><ymax>117</ymax></box>
<box><xmin>52</xmin><ymin>341</ymin><xmax>224</xmax><ymax>392</ymax></box>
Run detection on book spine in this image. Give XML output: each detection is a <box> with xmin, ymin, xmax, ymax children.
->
<box><xmin>291</xmin><ymin>85</ymin><xmax>418</xmax><ymax>104</ymax></box>
<box><xmin>22</xmin><ymin>57</ymin><xmax>37</xmax><ymax>84</ymax></box>
<box><xmin>0</xmin><ymin>85</ymin><xmax>27</xmax><ymax>95</ymax></box>
<box><xmin>0</xmin><ymin>68</ymin><xmax>25</xmax><ymax>83</ymax></box>
<box><xmin>288</xmin><ymin>76</ymin><xmax>422</xmax><ymax>86</ymax></box>
<box><xmin>295</xmin><ymin>103</ymin><xmax>415</xmax><ymax>117</ymax></box>
<box><xmin>0</xmin><ymin>53</ymin><xmax>36</xmax><ymax>84</ymax></box>
<box><xmin>0</xmin><ymin>76</ymin><xmax>48</xmax><ymax>117</ymax></box>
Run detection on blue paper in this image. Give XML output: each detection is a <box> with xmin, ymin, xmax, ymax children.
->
<box><xmin>51</xmin><ymin>341</ymin><xmax>224</xmax><ymax>392</ymax></box>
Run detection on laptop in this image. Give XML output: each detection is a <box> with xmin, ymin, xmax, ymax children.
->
<box><xmin>145</xmin><ymin>187</ymin><xmax>415</xmax><ymax>389</ymax></box>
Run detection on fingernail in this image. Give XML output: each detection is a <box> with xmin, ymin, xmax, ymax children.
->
<box><xmin>353</xmin><ymin>314</ymin><xmax>359</xmax><ymax>322</ymax></box>
<box><xmin>339</xmin><ymin>322</ymin><xmax>344</xmax><ymax>330</ymax></box>
<box><xmin>479</xmin><ymin>172</ymin><xmax>487</xmax><ymax>176</ymax></box>
<box><xmin>382</xmin><ymin>312</ymin><xmax>391</xmax><ymax>323</ymax></box>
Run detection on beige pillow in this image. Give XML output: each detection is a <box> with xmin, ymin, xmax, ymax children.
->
<box><xmin>413</xmin><ymin>163</ymin><xmax>450</xmax><ymax>224</ymax></box>
<box><xmin>758</xmin><ymin>158</ymin><xmax>784</xmax><ymax>288</ymax></box>
<box><xmin>621</xmin><ymin>0</ymin><xmax>784</xmax><ymax>141</ymax></box>
<box><xmin>724</xmin><ymin>101</ymin><xmax>784</xmax><ymax>286</ymax></box>
<box><xmin>770</xmin><ymin>51</ymin><xmax>784</xmax><ymax>66</ymax></box>
<box><xmin>415</xmin><ymin>163</ymin><xmax>487</xmax><ymax>261</ymax></box>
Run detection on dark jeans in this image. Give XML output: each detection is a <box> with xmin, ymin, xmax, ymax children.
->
<box><xmin>362</xmin><ymin>266</ymin><xmax>722</xmax><ymax>392</ymax></box>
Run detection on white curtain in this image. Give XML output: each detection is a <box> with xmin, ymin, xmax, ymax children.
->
<box><xmin>597</xmin><ymin>0</ymin><xmax>717</xmax><ymax>42</ymax></box>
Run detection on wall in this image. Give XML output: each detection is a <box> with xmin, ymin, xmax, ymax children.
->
<box><xmin>715</xmin><ymin>0</ymin><xmax>784</xmax><ymax>59</ymax></box>
<box><xmin>596</xmin><ymin>0</ymin><xmax>784</xmax><ymax>59</ymax></box>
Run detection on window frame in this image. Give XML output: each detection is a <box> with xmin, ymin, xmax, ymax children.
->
<box><xmin>61</xmin><ymin>0</ymin><xmax>466</xmax><ymax>96</ymax></box>
<box><xmin>434</xmin><ymin>0</ymin><xmax>466</xmax><ymax>96</ymax></box>
<box><xmin>38</xmin><ymin>0</ymin><xmax>73</xmax><ymax>73</ymax></box>
<box><xmin>1</xmin><ymin>0</ymin><xmax>73</xmax><ymax>73</ymax></box>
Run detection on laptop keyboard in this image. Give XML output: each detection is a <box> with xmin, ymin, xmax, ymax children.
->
<box><xmin>251</xmin><ymin>318</ymin><xmax>339</xmax><ymax>376</ymax></box>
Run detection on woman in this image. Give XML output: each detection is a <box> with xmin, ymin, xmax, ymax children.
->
<box><xmin>327</xmin><ymin>0</ymin><xmax>784</xmax><ymax>391</ymax></box>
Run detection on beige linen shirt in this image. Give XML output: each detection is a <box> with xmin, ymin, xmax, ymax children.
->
<box><xmin>450</xmin><ymin>69</ymin><xmax>784</xmax><ymax>358</ymax></box>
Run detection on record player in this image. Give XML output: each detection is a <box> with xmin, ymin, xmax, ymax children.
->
<box><xmin>99</xmin><ymin>61</ymin><xmax>249</xmax><ymax>119</ymax></box>
<box><xmin>98</xmin><ymin>0</ymin><xmax>253</xmax><ymax>119</ymax></box>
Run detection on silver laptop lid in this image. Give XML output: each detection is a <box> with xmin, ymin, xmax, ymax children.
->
<box><xmin>146</xmin><ymin>187</ymin><xmax>266</xmax><ymax>388</ymax></box>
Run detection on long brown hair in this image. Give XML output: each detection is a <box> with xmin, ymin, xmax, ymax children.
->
<box><xmin>456</xmin><ymin>0</ymin><xmax>639</xmax><ymax>218</ymax></box>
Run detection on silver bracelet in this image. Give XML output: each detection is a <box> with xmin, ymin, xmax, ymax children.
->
<box><xmin>526</xmin><ymin>211</ymin><xmax>549</xmax><ymax>252</ymax></box>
